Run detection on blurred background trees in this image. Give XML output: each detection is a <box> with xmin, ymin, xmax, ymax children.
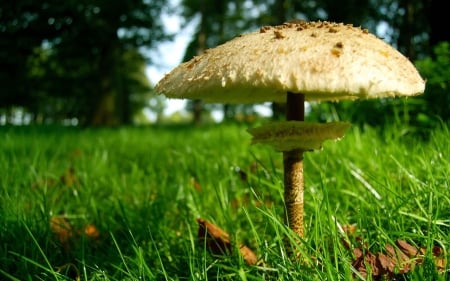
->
<box><xmin>1</xmin><ymin>0</ymin><xmax>168</xmax><ymax>126</ymax></box>
<box><xmin>0</xmin><ymin>0</ymin><xmax>448</xmax><ymax>128</ymax></box>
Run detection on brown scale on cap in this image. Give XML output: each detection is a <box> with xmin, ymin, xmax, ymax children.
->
<box><xmin>259</xmin><ymin>26</ymin><xmax>271</xmax><ymax>33</ymax></box>
<box><xmin>331</xmin><ymin>41</ymin><xmax>344</xmax><ymax>57</ymax></box>
<box><xmin>259</xmin><ymin>20</ymin><xmax>373</xmax><ymax>38</ymax></box>
<box><xmin>274</xmin><ymin>30</ymin><xmax>285</xmax><ymax>39</ymax></box>
<box><xmin>329</xmin><ymin>27</ymin><xmax>338</xmax><ymax>33</ymax></box>
<box><xmin>186</xmin><ymin>57</ymin><xmax>200</xmax><ymax>70</ymax></box>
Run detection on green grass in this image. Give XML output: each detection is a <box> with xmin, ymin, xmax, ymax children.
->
<box><xmin>1</xmin><ymin>122</ymin><xmax>449</xmax><ymax>280</ymax></box>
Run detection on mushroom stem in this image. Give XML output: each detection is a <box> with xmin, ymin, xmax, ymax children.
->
<box><xmin>283</xmin><ymin>92</ymin><xmax>305</xmax><ymax>238</ymax></box>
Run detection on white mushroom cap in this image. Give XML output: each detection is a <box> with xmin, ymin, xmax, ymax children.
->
<box><xmin>155</xmin><ymin>21</ymin><xmax>425</xmax><ymax>103</ymax></box>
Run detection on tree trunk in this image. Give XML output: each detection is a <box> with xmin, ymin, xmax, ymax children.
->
<box><xmin>192</xmin><ymin>4</ymin><xmax>207</xmax><ymax>126</ymax></box>
<box><xmin>397</xmin><ymin>0</ymin><xmax>416</xmax><ymax>60</ymax></box>
<box><xmin>89</xmin><ymin>43</ymin><xmax>120</xmax><ymax>126</ymax></box>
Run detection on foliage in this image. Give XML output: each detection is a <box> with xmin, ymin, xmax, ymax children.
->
<box><xmin>0</xmin><ymin>0</ymin><xmax>445</xmax><ymax>126</ymax></box>
<box><xmin>0</xmin><ymin>0</ymin><xmax>168</xmax><ymax>125</ymax></box>
<box><xmin>0</xmin><ymin>124</ymin><xmax>449</xmax><ymax>280</ymax></box>
<box><xmin>415</xmin><ymin>42</ymin><xmax>450</xmax><ymax>127</ymax></box>
<box><xmin>374</xmin><ymin>0</ymin><xmax>431</xmax><ymax>60</ymax></box>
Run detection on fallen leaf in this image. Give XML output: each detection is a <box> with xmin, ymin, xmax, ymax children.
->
<box><xmin>396</xmin><ymin>240</ymin><xmax>421</xmax><ymax>257</ymax></box>
<box><xmin>84</xmin><ymin>224</ymin><xmax>100</xmax><ymax>240</ymax></box>
<box><xmin>348</xmin><ymin>237</ymin><xmax>446</xmax><ymax>278</ymax></box>
<box><xmin>50</xmin><ymin>216</ymin><xmax>74</xmax><ymax>250</ymax></box>
<box><xmin>384</xmin><ymin>244</ymin><xmax>411</xmax><ymax>274</ymax></box>
<box><xmin>352</xmin><ymin>250</ymin><xmax>378</xmax><ymax>278</ymax></box>
<box><xmin>197</xmin><ymin>218</ymin><xmax>232</xmax><ymax>255</ymax></box>
<box><xmin>342</xmin><ymin>224</ymin><xmax>357</xmax><ymax>235</ymax></box>
<box><xmin>50</xmin><ymin>216</ymin><xmax>101</xmax><ymax>252</ymax></box>
<box><xmin>197</xmin><ymin>218</ymin><xmax>257</xmax><ymax>265</ymax></box>
<box><xmin>239</xmin><ymin>244</ymin><xmax>258</xmax><ymax>265</ymax></box>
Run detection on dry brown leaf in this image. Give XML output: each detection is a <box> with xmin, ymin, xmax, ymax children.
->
<box><xmin>240</xmin><ymin>244</ymin><xmax>258</xmax><ymax>265</ymax></box>
<box><xmin>418</xmin><ymin>245</ymin><xmax>447</xmax><ymax>273</ymax></box>
<box><xmin>377</xmin><ymin>252</ymin><xmax>395</xmax><ymax>274</ymax></box>
<box><xmin>84</xmin><ymin>224</ymin><xmax>100</xmax><ymax>240</ymax></box>
<box><xmin>396</xmin><ymin>240</ymin><xmax>421</xmax><ymax>257</ymax></box>
<box><xmin>342</xmin><ymin>224</ymin><xmax>357</xmax><ymax>235</ymax></box>
<box><xmin>352</xmin><ymin>250</ymin><xmax>378</xmax><ymax>277</ymax></box>
<box><xmin>197</xmin><ymin>218</ymin><xmax>257</xmax><ymax>265</ymax></box>
<box><xmin>50</xmin><ymin>216</ymin><xmax>74</xmax><ymax>249</ymax></box>
<box><xmin>435</xmin><ymin>255</ymin><xmax>446</xmax><ymax>273</ymax></box>
<box><xmin>352</xmin><ymin>249</ymin><xmax>407</xmax><ymax>278</ymax></box>
<box><xmin>349</xmin><ymin>237</ymin><xmax>446</xmax><ymax>278</ymax></box>
<box><xmin>384</xmin><ymin>244</ymin><xmax>412</xmax><ymax>274</ymax></box>
<box><xmin>50</xmin><ymin>216</ymin><xmax>101</xmax><ymax>251</ymax></box>
<box><xmin>197</xmin><ymin>218</ymin><xmax>232</xmax><ymax>255</ymax></box>
<box><xmin>342</xmin><ymin>225</ymin><xmax>446</xmax><ymax>278</ymax></box>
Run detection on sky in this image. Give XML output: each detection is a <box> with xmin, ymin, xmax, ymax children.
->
<box><xmin>145</xmin><ymin>8</ymin><xmax>196</xmax><ymax>118</ymax></box>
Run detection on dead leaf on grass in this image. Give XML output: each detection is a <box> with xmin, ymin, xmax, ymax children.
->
<box><xmin>197</xmin><ymin>218</ymin><xmax>257</xmax><ymax>265</ymax></box>
<box><xmin>84</xmin><ymin>224</ymin><xmax>100</xmax><ymax>240</ymax></box>
<box><xmin>342</xmin><ymin>225</ymin><xmax>446</xmax><ymax>278</ymax></box>
<box><xmin>50</xmin><ymin>216</ymin><xmax>74</xmax><ymax>248</ymax></box>
<box><xmin>50</xmin><ymin>216</ymin><xmax>101</xmax><ymax>251</ymax></box>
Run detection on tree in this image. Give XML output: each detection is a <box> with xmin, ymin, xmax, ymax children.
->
<box><xmin>180</xmin><ymin>0</ymin><xmax>257</xmax><ymax>124</ymax></box>
<box><xmin>0</xmin><ymin>0</ymin><xmax>50</xmax><ymax>116</ymax></box>
<box><xmin>0</xmin><ymin>0</ymin><xmax>169</xmax><ymax>125</ymax></box>
<box><xmin>415</xmin><ymin>42</ymin><xmax>450</xmax><ymax>127</ymax></box>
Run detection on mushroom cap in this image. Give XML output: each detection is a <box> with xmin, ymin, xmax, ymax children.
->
<box><xmin>155</xmin><ymin>21</ymin><xmax>425</xmax><ymax>104</ymax></box>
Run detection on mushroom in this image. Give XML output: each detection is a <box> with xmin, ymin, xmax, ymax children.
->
<box><xmin>155</xmin><ymin>21</ymin><xmax>425</xmax><ymax>241</ymax></box>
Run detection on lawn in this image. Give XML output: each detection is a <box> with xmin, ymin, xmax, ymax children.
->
<box><xmin>1</xmin><ymin>122</ymin><xmax>449</xmax><ymax>280</ymax></box>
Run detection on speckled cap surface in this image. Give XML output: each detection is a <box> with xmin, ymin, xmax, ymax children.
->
<box><xmin>155</xmin><ymin>21</ymin><xmax>425</xmax><ymax>103</ymax></box>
